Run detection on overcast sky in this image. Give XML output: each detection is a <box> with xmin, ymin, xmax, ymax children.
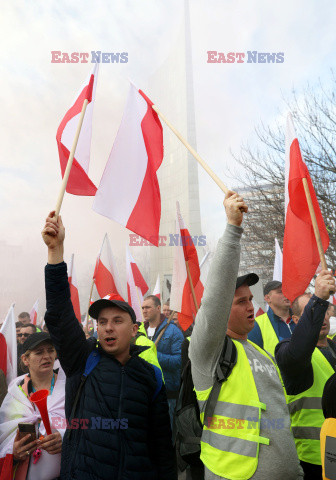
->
<box><xmin>1</xmin><ymin>0</ymin><xmax>336</xmax><ymax>319</ymax></box>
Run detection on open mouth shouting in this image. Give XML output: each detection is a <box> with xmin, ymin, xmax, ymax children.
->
<box><xmin>104</xmin><ymin>337</ymin><xmax>116</xmax><ymax>346</ymax></box>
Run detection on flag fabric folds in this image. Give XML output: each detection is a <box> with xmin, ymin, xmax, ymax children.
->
<box><xmin>29</xmin><ymin>299</ymin><xmax>39</xmax><ymax>326</ymax></box>
<box><xmin>273</xmin><ymin>238</ymin><xmax>283</xmax><ymax>282</ymax></box>
<box><xmin>170</xmin><ymin>202</ymin><xmax>204</xmax><ymax>331</ymax></box>
<box><xmin>56</xmin><ymin>63</ymin><xmax>98</xmax><ymax>196</ymax></box>
<box><xmin>0</xmin><ymin>305</ymin><xmax>17</xmax><ymax>385</ymax></box>
<box><xmin>68</xmin><ymin>254</ymin><xmax>81</xmax><ymax>323</ymax></box>
<box><xmin>126</xmin><ymin>246</ymin><xmax>148</xmax><ymax>322</ymax></box>
<box><xmin>282</xmin><ymin>114</ymin><xmax>329</xmax><ymax>301</ymax></box>
<box><xmin>152</xmin><ymin>274</ymin><xmax>161</xmax><ymax>299</ymax></box>
<box><xmin>94</xmin><ymin>234</ymin><xmax>123</xmax><ymax>299</ymax></box>
<box><xmin>93</xmin><ymin>83</ymin><xmax>164</xmax><ymax>246</ymax></box>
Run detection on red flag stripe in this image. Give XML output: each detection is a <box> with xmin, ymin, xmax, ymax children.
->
<box><xmin>125</xmin><ymin>94</ymin><xmax>163</xmax><ymax>245</ymax></box>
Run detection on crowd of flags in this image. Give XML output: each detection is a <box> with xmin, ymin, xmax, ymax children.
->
<box><xmin>0</xmin><ymin>64</ymin><xmax>333</xmax><ymax>388</ymax></box>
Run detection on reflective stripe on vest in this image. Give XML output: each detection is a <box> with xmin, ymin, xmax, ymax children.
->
<box><xmin>195</xmin><ymin>339</ymin><xmax>272</xmax><ymax>479</ymax></box>
<box><xmin>287</xmin><ymin>348</ymin><xmax>335</xmax><ymax>465</ymax></box>
<box><xmin>254</xmin><ymin>312</ymin><xmax>279</xmax><ymax>356</ymax></box>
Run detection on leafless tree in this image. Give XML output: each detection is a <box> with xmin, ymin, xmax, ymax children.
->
<box><xmin>232</xmin><ymin>73</ymin><xmax>336</xmax><ymax>283</ymax></box>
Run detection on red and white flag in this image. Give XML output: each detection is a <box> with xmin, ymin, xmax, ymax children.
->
<box><xmin>68</xmin><ymin>254</ymin><xmax>81</xmax><ymax>323</ymax></box>
<box><xmin>0</xmin><ymin>304</ymin><xmax>17</xmax><ymax>384</ymax></box>
<box><xmin>273</xmin><ymin>238</ymin><xmax>283</xmax><ymax>282</ymax></box>
<box><xmin>56</xmin><ymin>63</ymin><xmax>98</xmax><ymax>196</ymax></box>
<box><xmin>283</xmin><ymin>113</ymin><xmax>329</xmax><ymax>301</ymax></box>
<box><xmin>252</xmin><ymin>299</ymin><xmax>265</xmax><ymax>318</ymax></box>
<box><xmin>29</xmin><ymin>299</ymin><xmax>39</xmax><ymax>326</ymax></box>
<box><xmin>93</xmin><ymin>83</ymin><xmax>163</xmax><ymax>246</ymax></box>
<box><xmin>170</xmin><ymin>202</ymin><xmax>204</xmax><ymax>331</ymax></box>
<box><xmin>152</xmin><ymin>274</ymin><xmax>161</xmax><ymax>299</ymax></box>
<box><xmin>94</xmin><ymin>234</ymin><xmax>123</xmax><ymax>299</ymax></box>
<box><xmin>126</xmin><ymin>246</ymin><xmax>149</xmax><ymax>322</ymax></box>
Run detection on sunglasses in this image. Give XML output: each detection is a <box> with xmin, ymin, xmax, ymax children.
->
<box><xmin>18</xmin><ymin>333</ymin><xmax>30</xmax><ymax>337</ymax></box>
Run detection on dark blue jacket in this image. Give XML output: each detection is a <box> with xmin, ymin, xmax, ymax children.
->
<box><xmin>248</xmin><ymin>306</ymin><xmax>296</xmax><ymax>348</ymax></box>
<box><xmin>275</xmin><ymin>295</ymin><xmax>336</xmax><ymax>395</ymax></box>
<box><xmin>152</xmin><ymin>318</ymin><xmax>184</xmax><ymax>394</ymax></box>
<box><xmin>44</xmin><ymin>262</ymin><xmax>177</xmax><ymax>480</ymax></box>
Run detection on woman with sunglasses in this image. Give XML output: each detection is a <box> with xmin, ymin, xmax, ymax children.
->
<box><xmin>0</xmin><ymin>332</ymin><xmax>66</xmax><ymax>479</ymax></box>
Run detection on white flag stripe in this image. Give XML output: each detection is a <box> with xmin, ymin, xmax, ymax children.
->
<box><xmin>0</xmin><ymin>304</ymin><xmax>17</xmax><ymax>383</ymax></box>
<box><xmin>93</xmin><ymin>84</ymin><xmax>148</xmax><ymax>224</ymax></box>
<box><xmin>152</xmin><ymin>274</ymin><xmax>160</xmax><ymax>296</ymax></box>
<box><xmin>273</xmin><ymin>238</ymin><xmax>283</xmax><ymax>282</ymax></box>
<box><xmin>170</xmin><ymin>202</ymin><xmax>188</xmax><ymax>313</ymax></box>
<box><xmin>61</xmin><ymin>63</ymin><xmax>99</xmax><ymax>173</ymax></box>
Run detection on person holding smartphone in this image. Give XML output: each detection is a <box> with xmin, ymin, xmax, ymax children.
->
<box><xmin>0</xmin><ymin>332</ymin><xmax>66</xmax><ymax>479</ymax></box>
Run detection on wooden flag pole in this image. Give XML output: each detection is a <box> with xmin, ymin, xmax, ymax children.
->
<box><xmin>136</xmin><ymin>286</ymin><xmax>145</xmax><ymax>322</ymax></box>
<box><xmin>302</xmin><ymin>178</ymin><xmax>328</xmax><ymax>270</ymax></box>
<box><xmin>154</xmin><ymin>310</ymin><xmax>175</xmax><ymax>346</ymax></box>
<box><xmin>54</xmin><ymin>96</ymin><xmax>91</xmax><ymax>217</ymax></box>
<box><xmin>85</xmin><ymin>277</ymin><xmax>95</xmax><ymax>335</ymax></box>
<box><xmin>152</xmin><ymin>104</ymin><xmax>228</xmax><ymax>194</ymax></box>
<box><xmin>186</xmin><ymin>260</ymin><xmax>199</xmax><ymax>313</ymax></box>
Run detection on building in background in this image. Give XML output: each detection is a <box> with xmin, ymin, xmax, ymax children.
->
<box><xmin>148</xmin><ymin>0</ymin><xmax>202</xmax><ymax>301</ymax></box>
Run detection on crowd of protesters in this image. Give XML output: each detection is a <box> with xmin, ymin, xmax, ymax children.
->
<box><xmin>0</xmin><ymin>193</ymin><xmax>336</xmax><ymax>480</ymax></box>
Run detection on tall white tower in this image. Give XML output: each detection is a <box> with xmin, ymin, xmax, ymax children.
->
<box><xmin>149</xmin><ymin>0</ymin><xmax>202</xmax><ymax>301</ymax></box>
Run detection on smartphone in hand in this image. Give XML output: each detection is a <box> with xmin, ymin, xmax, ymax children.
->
<box><xmin>18</xmin><ymin>423</ymin><xmax>37</xmax><ymax>442</ymax></box>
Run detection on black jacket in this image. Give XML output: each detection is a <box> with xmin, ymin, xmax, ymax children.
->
<box><xmin>275</xmin><ymin>294</ymin><xmax>336</xmax><ymax>395</ymax></box>
<box><xmin>45</xmin><ymin>262</ymin><xmax>177</xmax><ymax>480</ymax></box>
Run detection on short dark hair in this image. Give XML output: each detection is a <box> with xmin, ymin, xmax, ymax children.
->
<box><xmin>16</xmin><ymin>321</ymin><xmax>24</xmax><ymax>328</ymax></box>
<box><xmin>163</xmin><ymin>300</ymin><xmax>170</xmax><ymax>306</ymax></box>
<box><xmin>21</xmin><ymin>323</ymin><xmax>37</xmax><ymax>334</ymax></box>
<box><xmin>291</xmin><ymin>293</ymin><xmax>311</xmax><ymax>317</ymax></box>
<box><xmin>144</xmin><ymin>295</ymin><xmax>161</xmax><ymax>307</ymax></box>
<box><xmin>18</xmin><ymin>312</ymin><xmax>30</xmax><ymax>319</ymax></box>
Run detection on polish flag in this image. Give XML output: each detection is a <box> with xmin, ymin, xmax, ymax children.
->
<box><xmin>126</xmin><ymin>246</ymin><xmax>148</xmax><ymax>322</ymax></box>
<box><xmin>93</xmin><ymin>83</ymin><xmax>164</xmax><ymax>246</ymax></box>
<box><xmin>283</xmin><ymin>114</ymin><xmax>329</xmax><ymax>301</ymax></box>
<box><xmin>152</xmin><ymin>274</ymin><xmax>161</xmax><ymax>300</ymax></box>
<box><xmin>0</xmin><ymin>304</ymin><xmax>17</xmax><ymax>384</ymax></box>
<box><xmin>252</xmin><ymin>300</ymin><xmax>265</xmax><ymax>318</ymax></box>
<box><xmin>273</xmin><ymin>238</ymin><xmax>283</xmax><ymax>282</ymax></box>
<box><xmin>68</xmin><ymin>254</ymin><xmax>81</xmax><ymax>323</ymax></box>
<box><xmin>29</xmin><ymin>300</ymin><xmax>39</xmax><ymax>326</ymax></box>
<box><xmin>94</xmin><ymin>234</ymin><xmax>123</xmax><ymax>299</ymax></box>
<box><xmin>56</xmin><ymin>63</ymin><xmax>98</xmax><ymax>196</ymax></box>
<box><xmin>170</xmin><ymin>202</ymin><xmax>204</xmax><ymax>331</ymax></box>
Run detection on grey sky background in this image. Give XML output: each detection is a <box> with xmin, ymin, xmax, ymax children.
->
<box><xmin>1</xmin><ymin>0</ymin><xmax>336</xmax><ymax>319</ymax></box>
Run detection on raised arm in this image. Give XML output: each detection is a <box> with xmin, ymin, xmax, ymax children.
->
<box><xmin>42</xmin><ymin>211</ymin><xmax>89</xmax><ymax>376</ymax></box>
<box><xmin>275</xmin><ymin>270</ymin><xmax>335</xmax><ymax>385</ymax></box>
<box><xmin>189</xmin><ymin>192</ymin><xmax>247</xmax><ymax>388</ymax></box>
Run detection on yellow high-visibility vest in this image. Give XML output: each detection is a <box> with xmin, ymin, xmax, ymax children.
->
<box><xmin>195</xmin><ymin>339</ymin><xmax>273</xmax><ymax>479</ymax></box>
<box><xmin>287</xmin><ymin>348</ymin><xmax>335</xmax><ymax>465</ymax></box>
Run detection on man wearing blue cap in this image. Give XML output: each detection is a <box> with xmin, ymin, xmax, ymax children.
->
<box><xmin>41</xmin><ymin>211</ymin><xmax>177</xmax><ymax>480</ymax></box>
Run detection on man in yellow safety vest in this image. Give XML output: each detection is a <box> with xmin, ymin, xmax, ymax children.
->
<box><xmin>189</xmin><ymin>191</ymin><xmax>302</xmax><ymax>480</ymax></box>
<box><xmin>275</xmin><ymin>277</ymin><xmax>336</xmax><ymax>480</ymax></box>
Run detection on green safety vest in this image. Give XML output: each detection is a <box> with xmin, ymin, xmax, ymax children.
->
<box><xmin>286</xmin><ymin>348</ymin><xmax>335</xmax><ymax>465</ymax></box>
<box><xmin>134</xmin><ymin>333</ymin><xmax>164</xmax><ymax>381</ymax></box>
<box><xmin>254</xmin><ymin>312</ymin><xmax>280</xmax><ymax>356</ymax></box>
<box><xmin>195</xmin><ymin>339</ymin><xmax>273</xmax><ymax>480</ymax></box>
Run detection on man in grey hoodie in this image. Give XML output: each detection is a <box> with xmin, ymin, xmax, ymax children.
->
<box><xmin>189</xmin><ymin>191</ymin><xmax>302</xmax><ymax>480</ymax></box>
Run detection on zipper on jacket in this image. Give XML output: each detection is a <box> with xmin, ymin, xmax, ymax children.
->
<box><xmin>117</xmin><ymin>367</ymin><xmax>125</xmax><ymax>480</ymax></box>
